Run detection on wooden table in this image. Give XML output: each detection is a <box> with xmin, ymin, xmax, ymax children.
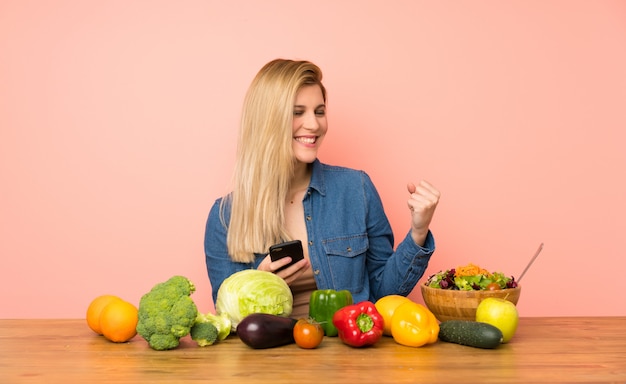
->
<box><xmin>1</xmin><ymin>317</ymin><xmax>625</xmax><ymax>383</ymax></box>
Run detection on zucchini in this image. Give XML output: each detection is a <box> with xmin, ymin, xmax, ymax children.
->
<box><xmin>438</xmin><ymin>320</ymin><xmax>503</xmax><ymax>349</ymax></box>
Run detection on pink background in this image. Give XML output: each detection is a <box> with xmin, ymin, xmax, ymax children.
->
<box><xmin>1</xmin><ymin>1</ymin><xmax>625</xmax><ymax>319</ymax></box>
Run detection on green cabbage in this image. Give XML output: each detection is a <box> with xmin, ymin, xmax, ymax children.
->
<box><xmin>215</xmin><ymin>270</ymin><xmax>293</xmax><ymax>331</ymax></box>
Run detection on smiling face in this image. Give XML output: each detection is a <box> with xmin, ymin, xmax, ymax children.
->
<box><xmin>292</xmin><ymin>84</ymin><xmax>327</xmax><ymax>164</ymax></box>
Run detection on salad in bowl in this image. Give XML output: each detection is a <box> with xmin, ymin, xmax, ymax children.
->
<box><xmin>425</xmin><ymin>263</ymin><xmax>518</xmax><ymax>291</ymax></box>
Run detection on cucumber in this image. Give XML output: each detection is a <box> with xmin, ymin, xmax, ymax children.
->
<box><xmin>438</xmin><ymin>320</ymin><xmax>503</xmax><ymax>349</ymax></box>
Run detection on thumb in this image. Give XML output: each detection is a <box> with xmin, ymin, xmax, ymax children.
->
<box><xmin>407</xmin><ymin>182</ymin><xmax>416</xmax><ymax>194</ymax></box>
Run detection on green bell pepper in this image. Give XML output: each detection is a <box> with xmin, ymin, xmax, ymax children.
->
<box><xmin>308</xmin><ymin>289</ymin><xmax>353</xmax><ymax>336</ymax></box>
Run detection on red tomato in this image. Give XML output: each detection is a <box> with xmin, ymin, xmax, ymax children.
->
<box><xmin>293</xmin><ymin>318</ymin><xmax>324</xmax><ymax>349</ymax></box>
<box><xmin>486</xmin><ymin>282</ymin><xmax>501</xmax><ymax>291</ymax></box>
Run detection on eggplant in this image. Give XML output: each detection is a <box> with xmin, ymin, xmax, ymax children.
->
<box><xmin>236</xmin><ymin>313</ymin><xmax>297</xmax><ymax>349</ymax></box>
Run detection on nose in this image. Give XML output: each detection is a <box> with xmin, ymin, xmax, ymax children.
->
<box><xmin>303</xmin><ymin>111</ymin><xmax>319</xmax><ymax>130</ymax></box>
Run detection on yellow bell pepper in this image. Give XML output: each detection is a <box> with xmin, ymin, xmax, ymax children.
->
<box><xmin>390</xmin><ymin>301</ymin><xmax>439</xmax><ymax>347</ymax></box>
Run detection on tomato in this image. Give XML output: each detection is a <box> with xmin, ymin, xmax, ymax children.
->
<box><xmin>293</xmin><ymin>318</ymin><xmax>324</xmax><ymax>349</ymax></box>
<box><xmin>486</xmin><ymin>282</ymin><xmax>501</xmax><ymax>291</ymax></box>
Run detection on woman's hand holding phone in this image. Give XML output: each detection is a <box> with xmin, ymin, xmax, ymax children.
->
<box><xmin>269</xmin><ymin>240</ymin><xmax>304</xmax><ymax>272</ymax></box>
<box><xmin>259</xmin><ymin>240</ymin><xmax>309</xmax><ymax>285</ymax></box>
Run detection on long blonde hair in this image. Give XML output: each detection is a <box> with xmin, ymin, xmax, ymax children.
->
<box><xmin>222</xmin><ymin>59</ymin><xmax>326</xmax><ymax>262</ymax></box>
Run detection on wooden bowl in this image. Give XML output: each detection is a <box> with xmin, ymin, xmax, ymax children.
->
<box><xmin>421</xmin><ymin>284</ymin><xmax>521</xmax><ymax>322</ymax></box>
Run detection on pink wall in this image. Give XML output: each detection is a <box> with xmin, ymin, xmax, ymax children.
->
<box><xmin>1</xmin><ymin>1</ymin><xmax>625</xmax><ymax>319</ymax></box>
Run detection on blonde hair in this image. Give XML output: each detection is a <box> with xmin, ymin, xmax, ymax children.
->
<box><xmin>222</xmin><ymin>59</ymin><xmax>326</xmax><ymax>262</ymax></box>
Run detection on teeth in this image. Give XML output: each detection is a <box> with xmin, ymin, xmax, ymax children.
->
<box><xmin>295</xmin><ymin>137</ymin><xmax>316</xmax><ymax>144</ymax></box>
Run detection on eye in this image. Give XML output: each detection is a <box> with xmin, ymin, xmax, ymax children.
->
<box><xmin>293</xmin><ymin>110</ymin><xmax>304</xmax><ymax>116</ymax></box>
<box><xmin>315</xmin><ymin>109</ymin><xmax>326</xmax><ymax>117</ymax></box>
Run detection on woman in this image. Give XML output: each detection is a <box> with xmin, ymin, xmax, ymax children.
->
<box><xmin>204</xmin><ymin>59</ymin><xmax>440</xmax><ymax>318</ymax></box>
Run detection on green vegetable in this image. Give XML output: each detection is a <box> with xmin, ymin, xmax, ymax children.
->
<box><xmin>195</xmin><ymin>312</ymin><xmax>231</xmax><ymax>342</ymax></box>
<box><xmin>309</xmin><ymin>289</ymin><xmax>353</xmax><ymax>336</ymax></box>
<box><xmin>190</xmin><ymin>320</ymin><xmax>218</xmax><ymax>347</ymax></box>
<box><xmin>136</xmin><ymin>276</ymin><xmax>198</xmax><ymax>350</ymax></box>
<box><xmin>216</xmin><ymin>270</ymin><xmax>293</xmax><ymax>331</ymax></box>
<box><xmin>438</xmin><ymin>320</ymin><xmax>503</xmax><ymax>349</ymax></box>
<box><xmin>426</xmin><ymin>269</ymin><xmax>517</xmax><ymax>290</ymax></box>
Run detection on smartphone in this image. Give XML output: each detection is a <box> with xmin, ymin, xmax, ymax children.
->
<box><xmin>269</xmin><ymin>240</ymin><xmax>304</xmax><ymax>272</ymax></box>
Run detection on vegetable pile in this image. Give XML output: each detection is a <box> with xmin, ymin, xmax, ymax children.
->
<box><xmin>126</xmin><ymin>271</ymin><xmax>517</xmax><ymax>352</ymax></box>
<box><xmin>425</xmin><ymin>263</ymin><xmax>518</xmax><ymax>291</ymax></box>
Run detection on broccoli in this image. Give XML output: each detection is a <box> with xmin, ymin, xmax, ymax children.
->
<box><xmin>190</xmin><ymin>312</ymin><xmax>231</xmax><ymax>347</ymax></box>
<box><xmin>136</xmin><ymin>275</ymin><xmax>198</xmax><ymax>350</ymax></box>
<box><xmin>190</xmin><ymin>320</ymin><xmax>218</xmax><ymax>347</ymax></box>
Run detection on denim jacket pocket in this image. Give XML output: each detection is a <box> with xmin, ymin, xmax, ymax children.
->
<box><xmin>322</xmin><ymin>234</ymin><xmax>369</xmax><ymax>293</ymax></box>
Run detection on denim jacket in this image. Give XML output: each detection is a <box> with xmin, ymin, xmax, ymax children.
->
<box><xmin>204</xmin><ymin>159</ymin><xmax>435</xmax><ymax>304</ymax></box>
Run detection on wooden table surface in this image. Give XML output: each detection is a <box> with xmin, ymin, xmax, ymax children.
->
<box><xmin>1</xmin><ymin>317</ymin><xmax>625</xmax><ymax>383</ymax></box>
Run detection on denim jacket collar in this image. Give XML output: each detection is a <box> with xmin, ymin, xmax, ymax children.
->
<box><xmin>309</xmin><ymin>159</ymin><xmax>326</xmax><ymax>197</ymax></box>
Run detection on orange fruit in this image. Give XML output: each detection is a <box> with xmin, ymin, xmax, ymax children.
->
<box><xmin>100</xmin><ymin>299</ymin><xmax>138</xmax><ymax>343</ymax></box>
<box><xmin>375</xmin><ymin>295</ymin><xmax>412</xmax><ymax>336</ymax></box>
<box><xmin>86</xmin><ymin>295</ymin><xmax>122</xmax><ymax>335</ymax></box>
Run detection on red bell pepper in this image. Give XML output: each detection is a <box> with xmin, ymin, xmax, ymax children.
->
<box><xmin>332</xmin><ymin>301</ymin><xmax>384</xmax><ymax>347</ymax></box>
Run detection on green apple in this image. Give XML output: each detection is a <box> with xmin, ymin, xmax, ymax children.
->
<box><xmin>475</xmin><ymin>297</ymin><xmax>519</xmax><ymax>343</ymax></box>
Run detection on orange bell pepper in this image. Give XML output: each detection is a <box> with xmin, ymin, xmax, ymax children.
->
<box><xmin>390</xmin><ymin>301</ymin><xmax>439</xmax><ymax>347</ymax></box>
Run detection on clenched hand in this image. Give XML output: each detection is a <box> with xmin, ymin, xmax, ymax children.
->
<box><xmin>407</xmin><ymin>180</ymin><xmax>440</xmax><ymax>246</ymax></box>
